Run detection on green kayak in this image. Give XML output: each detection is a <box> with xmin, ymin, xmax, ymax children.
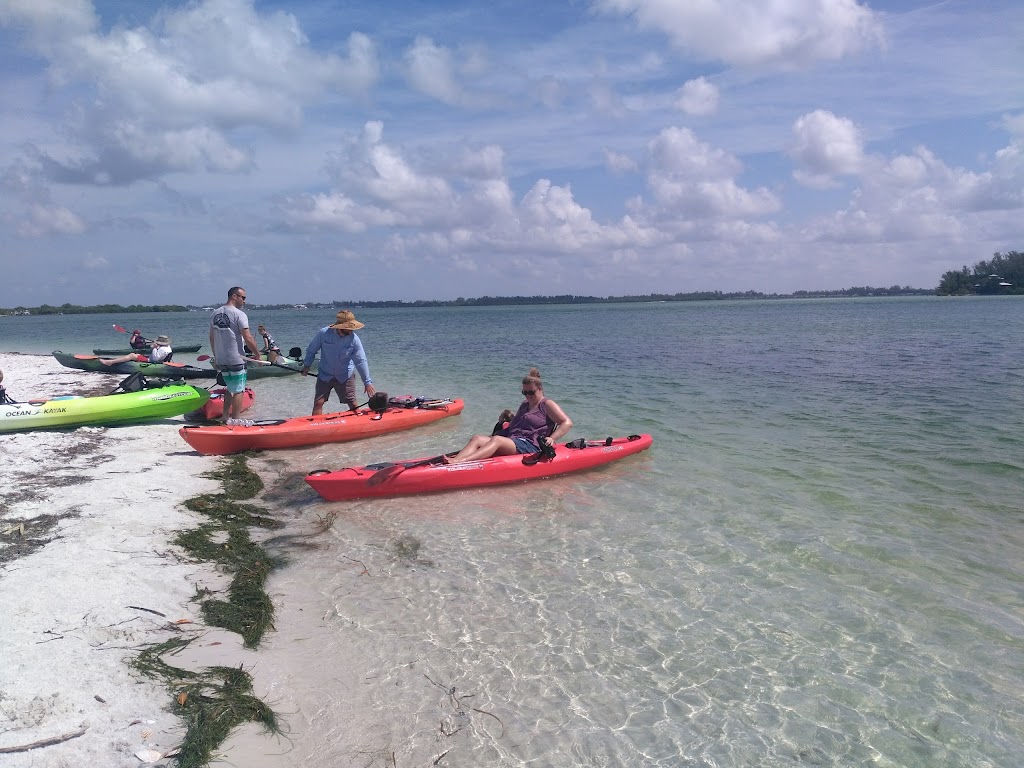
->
<box><xmin>93</xmin><ymin>344</ymin><xmax>202</xmax><ymax>355</ymax></box>
<box><xmin>0</xmin><ymin>384</ymin><xmax>210</xmax><ymax>433</ymax></box>
<box><xmin>53</xmin><ymin>351</ymin><xmax>214</xmax><ymax>379</ymax></box>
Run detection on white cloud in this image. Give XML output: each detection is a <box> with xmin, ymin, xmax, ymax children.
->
<box><xmin>674</xmin><ymin>76</ymin><xmax>718</xmax><ymax>116</ymax></box>
<box><xmin>456</xmin><ymin>145</ymin><xmax>505</xmax><ymax>180</ymax></box>
<box><xmin>592</xmin><ymin>0</ymin><xmax>884</xmax><ymax>68</ymax></box>
<box><xmin>806</xmin><ymin>140</ymin><xmax>1024</xmax><ymax>243</ymax></box>
<box><xmin>17</xmin><ymin>203</ymin><xmax>87</xmax><ymax>237</ymax></box>
<box><xmin>790</xmin><ymin>109</ymin><xmax>864</xmax><ymax>187</ymax></box>
<box><xmin>403</xmin><ymin>36</ymin><xmax>465</xmax><ymax>106</ymax></box>
<box><xmin>3</xmin><ymin>0</ymin><xmax>378</xmax><ymax>185</ymax></box>
<box><xmin>282</xmin><ymin>121</ymin><xmax>663</xmax><ymax>261</ymax></box>
<box><xmin>83</xmin><ymin>253</ymin><xmax>108</xmax><ymax>269</ymax></box>
<box><xmin>604</xmin><ymin>149</ymin><xmax>638</xmax><ymax>174</ymax></box>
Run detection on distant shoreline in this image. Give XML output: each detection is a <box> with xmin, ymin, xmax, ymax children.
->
<box><xmin>1</xmin><ymin>287</ymin><xmax>938</xmax><ymax>315</ymax></box>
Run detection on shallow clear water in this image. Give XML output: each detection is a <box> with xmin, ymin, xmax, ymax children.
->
<box><xmin>3</xmin><ymin>297</ymin><xmax>1024</xmax><ymax>766</ymax></box>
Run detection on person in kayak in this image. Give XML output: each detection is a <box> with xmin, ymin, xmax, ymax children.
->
<box><xmin>302</xmin><ymin>310</ymin><xmax>377</xmax><ymax>416</ymax></box>
<box><xmin>257</xmin><ymin>324</ymin><xmax>281</xmax><ymax>363</ymax></box>
<box><xmin>0</xmin><ymin>368</ymin><xmax>13</xmax><ymax>404</ymax></box>
<box><xmin>102</xmin><ymin>335</ymin><xmax>173</xmax><ymax>366</ymax></box>
<box><xmin>129</xmin><ymin>329</ymin><xmax>149</xmax><ymax>350</ymax></box>
<box><xmin>445</xmin><ymin>367</ymin><xmax>572</xmax><ymax>463</ymax></box>
<box><xmin>210</xmin><ymin>287</ymin><xmax>262</xmax><ymax>426</ymax></box>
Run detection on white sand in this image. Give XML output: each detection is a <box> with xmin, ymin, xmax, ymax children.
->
<box><xmin>0</xmin><ymin>353</ymin><xmax>256</xmax><ymax>766</ymax></box>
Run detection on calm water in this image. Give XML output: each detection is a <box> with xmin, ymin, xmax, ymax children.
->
<box><xmin>3</xmin><ymin>298</ymin><xmax>1024</xmax><ymax>766</ymax></box>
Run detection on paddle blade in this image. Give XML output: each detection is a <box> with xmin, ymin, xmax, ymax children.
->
<box><xmin>113</xmin><ymin>324</ymin><xmax>127</xmax><ymax>333</ymax></box>
<box><xmin>365</xmin><ymin>454</ymin><xmax>449</xmax><ymax>487</ymax></box>
<box><xmin>196</xmin><ymin>354</ymin><xmax>212</xmax><ymax>361</ymax></box>
<box><xmin>366</xmin><ymin>464</ymin><xmax>405</xmax><ymax>487</ymax></box>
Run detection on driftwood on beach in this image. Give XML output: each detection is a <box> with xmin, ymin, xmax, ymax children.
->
<box><xmin>0</xmin><ymin>725</ymin><xmax>88</xmax><ymax>754</ymax></box>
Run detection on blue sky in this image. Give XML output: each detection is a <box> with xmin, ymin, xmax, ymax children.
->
<box><xmin>0</xmin><ymin>0</ymin><xmax>1021</xmax><ymax>305</ymax></box>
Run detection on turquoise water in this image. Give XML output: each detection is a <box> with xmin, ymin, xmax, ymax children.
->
<box><xmin>3</xmin><ymin>298</ymin><xmax>1024</xmax><ymax>765</ymax></box>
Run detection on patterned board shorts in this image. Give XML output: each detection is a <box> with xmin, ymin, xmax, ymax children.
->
<box><xmin>220</xmin><ymin>366</ymin><xmax>248</xmax><ymax>394</ymax></box>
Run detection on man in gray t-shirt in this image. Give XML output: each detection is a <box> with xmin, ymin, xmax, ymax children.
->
<box><xmin>209</xmin><ymin>287</ymin><xmax>261</xmax><ymax>424</ymax></box>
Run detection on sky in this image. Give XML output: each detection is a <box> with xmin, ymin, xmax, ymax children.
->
<box><xmin>0</xmin><ymin>0</ymin><xmax>1021</xmax><ymax>306</ymax></box>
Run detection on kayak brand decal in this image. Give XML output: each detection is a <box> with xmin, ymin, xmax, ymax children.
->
<box><xmin>5</xmin><ymin>406</ymin><xmax>68</xmax><ymax>416</ymax></box>
<box><xmin>153</xmin><ymin>391</ymin><xmax>192</xmax><ymax>401</ymax></box>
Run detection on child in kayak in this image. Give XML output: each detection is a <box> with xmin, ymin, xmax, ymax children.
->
<box><xmin>257</xmin><ymin>325</ymin><xmax>281</xmax><ymax>363</ymax></box>
<box><xmin>445</xmin><ymin>367</ymin><xmax>572</xmax><ymax>463</ymax></box>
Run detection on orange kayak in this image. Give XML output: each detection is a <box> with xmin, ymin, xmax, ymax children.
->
<box><xmin>179</xmin><ymin>398</ymin><xmax>463</xmax><ymax>455</ymax></box>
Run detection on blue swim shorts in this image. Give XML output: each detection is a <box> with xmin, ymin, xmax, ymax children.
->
<box><xmin>221</xmin><ymin>366</ymin><xmax>248</xmax><ymax>394</ymax></box>
<box><xmin>511</xmin><ymin>436</ymin><xmax>539</xmax><ymax>454</ymax></box>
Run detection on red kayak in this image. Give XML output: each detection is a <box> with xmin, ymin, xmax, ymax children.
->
<box><xmin>189</xmin><ymin>387</ymin><xmax>255</xmax><ymax>421</ymax></box>
<box><xmin>305</xmin><ymin>434</ymin><xmax>653</xmax><ymax>500</ymax></box>
<box><xmin>179</xmin><ymin>398</ymin><xmax>464</xmax><ymax>455</ymax></box>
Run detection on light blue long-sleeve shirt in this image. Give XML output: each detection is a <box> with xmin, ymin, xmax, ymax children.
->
<box><xmin>304</xmin><ymin>328</ymin><xmax>373</xmax><ymax>384</ymax></box>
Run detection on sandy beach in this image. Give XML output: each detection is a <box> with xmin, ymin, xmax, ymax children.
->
<box><xmin>0</xmin><ymin>352</ymin><xmax>272</xmax><ymax>766</ymax></box>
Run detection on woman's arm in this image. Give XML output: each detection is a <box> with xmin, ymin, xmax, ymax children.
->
<box><xmin>544</xmin><ymin>399</ymin><xmax>573</xmax><ymax>443</ymax></box>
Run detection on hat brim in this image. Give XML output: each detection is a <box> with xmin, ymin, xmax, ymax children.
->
<box><xmin>330</xmin><ymin>321</ymin><xmax>364</xmax><ymax>330</ymax></box>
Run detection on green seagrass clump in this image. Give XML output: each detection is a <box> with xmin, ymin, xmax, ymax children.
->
<box><xmin>131</xmin><ymin>638</ymin><xmax>279</xmax><ymax>768</ymax></box>
<box><xmin>134</xmin><ymin>454</ymin><xmax>283</xmax><ymax>767</ymax></box>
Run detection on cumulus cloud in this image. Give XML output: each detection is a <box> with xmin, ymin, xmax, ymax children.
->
<box><xmin>1</xmin><ymin>0</ymin><xmax>379</xmax><ymax>186</ymax></box>
<box><xmin>639</xmin><ymin>127</ymin><xmax>780</xmax><ymax>222</ymax></box>
<box><xmin>17</xmin><ymin>204</ymin><xmax>87</xmax><ymax>237</ymax></box>
<box><xmin>806</xmin><ymin>141</ymin><xmax>1024</xmax><ymax>243</ymax></box>
<box><xmin>592</xmin><ymin>0</ymin><xmax>884</xmax><ymax>69</ymax></box>
<box><xmin>403</xmin><ymin>36</ymin><xmax>464</xmax><ymax>105</ymax></box>
<box><xmin>605</xmin><ymin>149</ymin><xmax>638</xmax><ymax>174</ymax></box>
<box><xmin>790</xmin><ymin>109</ymin><xmax>864</xmax><ymax>187</ymax></box>
<box><xmin>282</xmin><ymin>121</ymin><xmax>664</xmax><ymax>262</ymax></box>
<box><xmin>674</xmin><ymin>76</ymin><xmax>719</xmax><ymax>116</ymax></box>
<box><xmin>1</xmin><ymin>157</ymin><xmax>89</xmax><ymax>237</ymax></box>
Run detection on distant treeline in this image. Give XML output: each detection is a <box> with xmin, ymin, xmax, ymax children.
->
<box><xmin>5</xmin><ymin>266</ymin><xmax>1018</xmax><ymax>315</ymax></box>
<box><xmin>936</xmin><ymin>251</ymin><xmax>1023</xmax><ymax>295</ymax></box>
<box><xmin>0</xmin><ymin>303</ymin><xmax>190</xmax><ymax>316</ymax></box>
<box><xmin>257</xmin><ymin>285</ymin><xmax>933</xmax><ymax>311</ymax></box>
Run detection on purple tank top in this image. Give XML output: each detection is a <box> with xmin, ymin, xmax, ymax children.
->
<box><xmin>508</xmin><ymin>399</ymin><xmax>553</xmax><ymax>445</ymax></box>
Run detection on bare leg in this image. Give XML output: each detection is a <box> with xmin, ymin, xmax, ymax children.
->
<box><xmin>449</xmin><ymin>435</ymin><xmax>518</xmax><ymax>463</ymax></box>
<box><xmin>312</xmin><ymin>395</ymin><xmax>328</xmax><ymax>416</ymax></box>
<box><xmin>229</xmin><ymin>391</ymin><xmax>245</xmax><ymax>420</ymax></box>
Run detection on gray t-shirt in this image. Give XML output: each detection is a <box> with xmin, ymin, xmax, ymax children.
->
<box><xmin>210</xmin><ymin>304</ymin><xmax>249</xmax><ymax>366</ymax></box>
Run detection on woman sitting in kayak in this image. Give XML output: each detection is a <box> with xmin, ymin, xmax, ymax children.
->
<box><xmin>445</xmin><ymin>367</ymin><xmax>572</xmax><ymax>464</ymax></box>
<box><xmin>102</xmin><ymin>335</ymin><xmax>173</xmax><ymax>366</ymax></box>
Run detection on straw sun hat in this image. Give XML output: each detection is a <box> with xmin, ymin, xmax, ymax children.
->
<box><xmin>329</xmin><ymin>310</ymin><xmax>364</xmax><ymax>331</ymax></box>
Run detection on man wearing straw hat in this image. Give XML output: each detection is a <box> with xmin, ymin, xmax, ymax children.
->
<box><xmin>302</xmin><ymin>310</ymin><xmax>377</xmax><ymax>416</ymax></box>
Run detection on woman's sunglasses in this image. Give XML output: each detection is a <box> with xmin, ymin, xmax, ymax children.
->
<box><xmin>521</xmin><ymin>389</ymin><xmax>536</xmax><ymax>396</ymax></box>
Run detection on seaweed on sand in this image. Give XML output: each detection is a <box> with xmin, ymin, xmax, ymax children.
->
<box><xmin>131</xmin><ymin>638</ymin><xmax>278</xmax><ymax>768</ymax></box>
<box><xmin>134</xmin><ymin>454</ymin><xmax>283</xmax><ymax>767</ymax></box>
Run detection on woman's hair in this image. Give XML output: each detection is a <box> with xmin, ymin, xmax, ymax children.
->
<box><xmin>522</xmin><ymin>367</ymin><xmax>542</xmax><ymax>390</ymax></box>
<box><xmin>258</xmin><ymin>325</ymin><xmax>266</xmax><ymax>332</ymax></box>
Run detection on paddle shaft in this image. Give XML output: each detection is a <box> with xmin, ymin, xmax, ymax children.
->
<box><xmin>196</xmin><ymin>354</ymin><xmax>305</xmax><ymax>374</ymax></box>
<box><xmin>112</xmin><ymin>324</ymin><xmax>153</xmax><ymax>344</ymax></box>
